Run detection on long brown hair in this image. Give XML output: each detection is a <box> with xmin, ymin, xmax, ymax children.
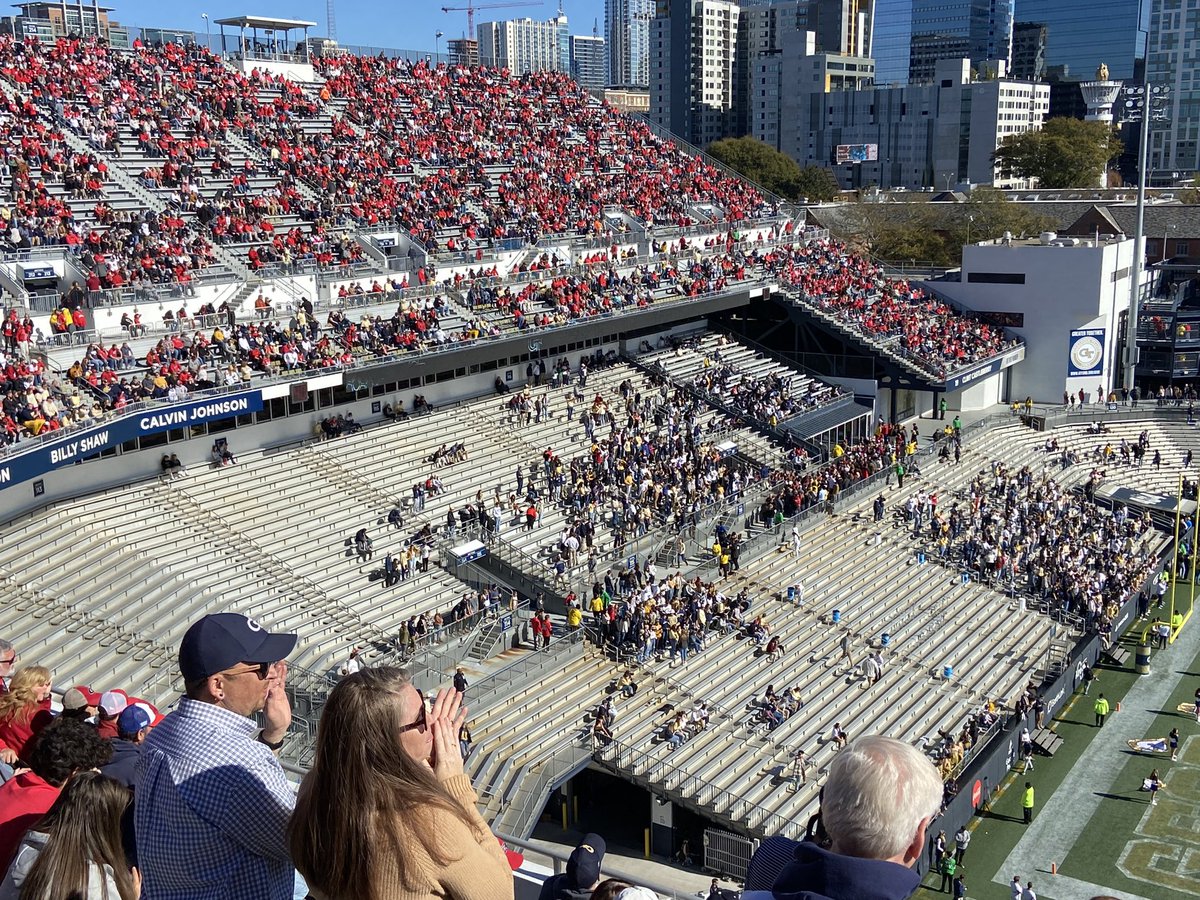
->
<box><xmin>288</xmin><ymin>667</ymin><xmax>481</xmax><ymax>900</ymax></box>
<box><xmin>19</xmin><ymin>771</ymin><xmax>137</xmax><ymax>900</ymax></box>
<box><xmin>0</xmin><ymin>666</ymin><xmax>50</xmax><ymax>726</ymax></box>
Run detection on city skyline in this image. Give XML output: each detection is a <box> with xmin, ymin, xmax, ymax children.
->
<box><xmin>96</xmin><ymin>0</ymin><xmax>611</xmax><ymax>53</ymax></box>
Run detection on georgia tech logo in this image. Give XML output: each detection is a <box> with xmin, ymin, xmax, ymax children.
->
<box><xmin>245</xmin><ymin>617</ymin><xmax>263</xmax><ymax>632</ymax></box>
<box><xmin>1071</xmin><ymin>336</ymin><xmax>1103</xmax><ymax>371</ymax></box>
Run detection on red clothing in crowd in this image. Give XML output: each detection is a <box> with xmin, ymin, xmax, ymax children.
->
<box><xmin>0</xmin><ymin>771</ymin><xmax>59</xmax><ymax>870</ymax></box>
<box><xmin>0</xmin><ymin>697</ymin><xmax>52</xmax><ymax>763</ymax></box>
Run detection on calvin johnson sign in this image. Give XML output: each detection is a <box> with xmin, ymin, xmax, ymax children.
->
<box><xmin>0</xmin><ymin>391</ymin><xmax>263</xmax><ymax>491</ymax></box>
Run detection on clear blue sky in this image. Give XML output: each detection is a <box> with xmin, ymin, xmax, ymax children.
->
<box><xmin>117</xmin><ymin>0</ymin><xmax>608</xmax><ymax>52</ymax></box>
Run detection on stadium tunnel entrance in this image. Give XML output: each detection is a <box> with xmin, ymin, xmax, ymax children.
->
<box><xmin>532</xmin><ymin>766</ymin><xmax>746</xmax><ymax>876</ymax></box>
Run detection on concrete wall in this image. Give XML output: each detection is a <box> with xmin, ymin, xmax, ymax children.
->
<box><xmin>933</xmin><ymin>238</ymin><xmax>1136</xmax><ymax>404</ymax></box>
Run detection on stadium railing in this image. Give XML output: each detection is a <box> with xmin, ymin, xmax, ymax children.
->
<box><xmin>495</xmin><ymin>831</ymin><xmax>708</xmax><ymax>900</ymax></box>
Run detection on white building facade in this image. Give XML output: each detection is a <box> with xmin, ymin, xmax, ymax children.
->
<box><xmin>478</xmin><ymin>14</ymin><xmax>570</xmax><ymax>75</ymax></box>
<box><xmin>932</xmin><ymin>236</ymin><xmax>1137</xmax><ymax>405</ymax></box>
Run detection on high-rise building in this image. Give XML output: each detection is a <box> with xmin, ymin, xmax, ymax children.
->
<box><xmin>650</xmin><ymin>0</ymin><xmax>741</xmax><ymax>147</ymax></box>
<box><xmin>606</xmin><ymin>0</ymin><xmax>653</xmax><ymax>87</ymax></box>
<box><xmin>812</xmin><ymin>0</ymin><xmax>874</xmax><ymax>58</ymax></box>
<box><xmin>869</xmin><ymin>0</ymin><xmax>1015</xmax><ymax>85</ymax></box>
<box><xmin>1010</xmin><ymin>21</ymin><xmax>1046</xmax><ymax>82</ymax></box>
<box><xmin>869</xmin><ymin>0</ymin><xmax>913</xmax><ymax>85</ymax></box>
<box><xmin>745</xmin><ymin>17</ymin><xmax>874</xmax><ymax>150</ymax></box>
<box><xmin>907</xmin><ymin>0</ymin><xmax>1013</xmax><ymax>84</ymax></box>
<box><xmin>571</xmin><ymin>33</ymin><xmax>607</xmax><ymax>89</ymax></box>
<box><xmin>477</xmin><ymin>13</ymin><xmax>570</xmax><ymax>74</ymax></box>
<box><xmin>784</xmin><ymin>57</ymin><xmax>1048</xmax><ymax>189</ymax></box>
<box><xmin>1147</xmin><ymin>0</ymin><xmax>1200</xmax><ymax>181</ymax></box>
<box><xmin>1011</xmin><ymin>0</ymin><xmax>1141</xmax><ymax>81</ymax></box>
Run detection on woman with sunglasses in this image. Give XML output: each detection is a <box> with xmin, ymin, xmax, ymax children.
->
<box><xmin>289</xmin><ymin>668</ymin><xmax>513</xmax><ymax>900</ymax></box>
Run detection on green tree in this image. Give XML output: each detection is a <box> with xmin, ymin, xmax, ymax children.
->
<box><xmin>993</xmin><ymin>118</ymin><xmax>1123</xmax><ymax>188</ymax></box>
<box><xmin>706</xmin><ymin>136</ymin><xmax>839</xmax><ymax>201</ymax></box>
<box><xmin>793</xmin><ymin>165</ymin><xmax>842</xmax><ymax>202</ymax></box>
<box><xmin>952</xmin><ymin>186</ymin><xmax>1056</xmax><ymax>247</ymax></box>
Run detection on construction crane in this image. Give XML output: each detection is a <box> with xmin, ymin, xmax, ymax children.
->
<box><xmin>441</xmin><ymin>1</ymin><xmax>544</xmax><ymax>39</ymax></box>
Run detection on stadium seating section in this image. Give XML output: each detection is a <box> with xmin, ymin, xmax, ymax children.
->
<box><xmin>2</xmin><ymin>34</ymin><xmax>1161</xmax><ymax>855</ymax></box>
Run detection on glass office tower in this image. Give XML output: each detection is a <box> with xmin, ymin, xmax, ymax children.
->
<box><xmin>1013</xmin><ymin>0</ymin><xmax>1141</xmax><ymax>80</ymax></box>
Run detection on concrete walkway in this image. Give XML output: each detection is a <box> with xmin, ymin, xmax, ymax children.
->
<box><xmin>994</xmin><ymin>622</ymin><xmax>1200</xmax><ymax>900</ymax></box>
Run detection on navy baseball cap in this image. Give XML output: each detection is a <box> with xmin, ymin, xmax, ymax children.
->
<box><xmin>179</xmin><ymin>613</ymin><xmax>297</xmax><ymax>682</ymax></box>
<box><xmin>117</xmin><ymin>704</ymin><xmax>153</xmax><ymax>736</ymax></box>
<box><xmin>566</xmin><ymin>833</ymin><xmax>606</xmax><ymax>888</ymax></box>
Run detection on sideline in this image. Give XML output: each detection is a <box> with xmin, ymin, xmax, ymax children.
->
<box><xmin>991</xmin><ymin>621</ymin><xmax>1200</xmax><ymax>900</ymax></box>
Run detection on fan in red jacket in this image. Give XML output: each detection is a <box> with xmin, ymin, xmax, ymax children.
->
<box><xmin>0</xmin><ymin>666</ymin><xmax>54</xmax><ymax>767</ymax></box>
<box><xmin>0</xmin><ymin>718</ymin><xmax>112</xmax><ymax>871</ymax></box>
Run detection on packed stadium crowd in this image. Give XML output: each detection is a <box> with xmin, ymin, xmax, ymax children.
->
<box><xmin>776</xmin><ymin>240</ymin><xmax>1017</xmax><ymax>378</ymax></box>
<box><xmin>315</xmin><ymin>55</ymin><xmax>776</xmax><ymax>246</ymax></box>
<box><xmin>914</xmin><ymin>461</ymin><xmax>1161</xmax><ymax>629</ymax></box>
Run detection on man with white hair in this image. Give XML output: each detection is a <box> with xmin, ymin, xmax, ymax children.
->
<box><xmin>742</xmin><ymin>735</ymin><xmax>943</xmax><ymax>900</ymax></box>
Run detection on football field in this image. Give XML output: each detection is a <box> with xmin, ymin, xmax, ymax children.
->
<box><xmin>915</xmin><ymin>598</ymin><xmax>1200</xmax><ymax>900</ymax></box>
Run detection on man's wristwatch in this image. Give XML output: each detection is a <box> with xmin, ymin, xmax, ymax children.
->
<box><xmin>258</xmin><ymin>731</ymin><xmax>285</xmax><ymax>751</ymax></box>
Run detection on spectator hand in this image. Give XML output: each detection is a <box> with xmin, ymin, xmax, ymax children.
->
<box><xmin>0</xmin><ymin>748</ymin><xmax>16</xmax><ymax>765</ymax></box>
<box><xmin>427</xmin><ymin>687</ymin><xmax>468</xmax><ymax>782</ymax></box>
<box><xmin>261</xmin><ymin>660</ymin><xmax>292</xmax><ymax>744</ymax></box>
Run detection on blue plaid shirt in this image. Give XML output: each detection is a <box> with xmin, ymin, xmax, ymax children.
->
<box><xmin>134</xmin><ymin>699</ymin><xmax>295</xmax><ymax>900</ymax></box>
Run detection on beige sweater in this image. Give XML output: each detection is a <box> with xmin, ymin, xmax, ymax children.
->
<box><xmin>313</xmin><ymin>774</ymin><xmax>514</xmax><ymax>900</ymax></box>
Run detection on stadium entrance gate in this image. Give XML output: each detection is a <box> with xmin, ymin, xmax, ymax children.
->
<box><xmin>702</xmin><ymin>827</ymin><xmax>757</xmax><ymax>881</ymax></box>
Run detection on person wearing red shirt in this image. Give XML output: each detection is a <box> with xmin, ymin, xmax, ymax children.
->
<box><xmin>0</xmin><ymin>666</ymin><xmax>54</xmax><ymax>766</ymax></box>
<box><xmin>0</xmin><ymin>717</ymin><xmax>111</xmax><ymax>871</ymax></box>
<box><xmin>94</xmin><ymin>690</ymin><xmax>128</xmax><ymax>741</ymax></box>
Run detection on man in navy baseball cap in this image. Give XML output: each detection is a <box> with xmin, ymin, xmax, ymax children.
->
<box><xmin>178</xmin><ymin>612</ymin><xmax>298</xmax><ymax>683</ymax></box>
<box><xmin>136</xmin><ymin>613</ymin><xmax>300</xmax><ymax>900</ymax></box>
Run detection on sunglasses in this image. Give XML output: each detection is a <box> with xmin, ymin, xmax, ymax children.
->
<box><xmin>0</xmin><ymin>655</ymin><xmax>16</xmax><ymax>666</ymax></box>
<box><xmin>222</xmin><ymin>661</ymin><xmax>273</xmax><ymax>680</ymax></box>
<box><xmin>398</xmin><ymin>689</ymin><xmax>427</xmax><ymax>734</ymax></box>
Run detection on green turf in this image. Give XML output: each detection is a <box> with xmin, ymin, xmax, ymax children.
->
<box><xmin>914</xmin><ymin>597</ymin><xmax>1200</xmax><ymax>900</ymax></box>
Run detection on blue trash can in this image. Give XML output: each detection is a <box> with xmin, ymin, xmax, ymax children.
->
<box><xmin>943</xmin><ymin>665</ymin><xmax>954</xmax><ymax>680</ymax></box>
<box><xmin>960</xmin><ymin>572</ymin><xmax>970</xmax><ymax>584</ymax></box>
<box><xmin>917</xmin><ymin>551</ymin><xmax>926</xmax><ymax>565</ymax></box>
<box><xmin>787</xmin><ymin>585</ymin><xmax>795</xmax><ymax>602</ymax></box>
<box><xmin>832</xmin><ymin>609</ymin><xmax>841</xmax><ymax>624</ymax></box>
<box><xmin>881</xmin><ymin>633</ymin><xmax>891</xmax><ymax>647</ymax></box>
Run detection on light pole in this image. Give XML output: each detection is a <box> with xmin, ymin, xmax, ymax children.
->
<box><xmin>201</xmin><ymin>13</ymin><xmax>210</xmax><ymax>53</ymax></box>
<box><xmin>435</xmin><ymin>30</ymin><xmax>444</xmax><ymax>64</ymax></box>
<box><xmin>967</xmin><ymin>215</ymin><xmax>975</xmax><ymax>246</ymax></box>
<box><xmin>1163</xmin><ymin>223</ymin><xmax>1176</xmax><ymax>263</ymax></box>
<box><xmin>1120</xmin><ymin>78</ymin><xmax>1173</xmax><ymax>392</ymax></box>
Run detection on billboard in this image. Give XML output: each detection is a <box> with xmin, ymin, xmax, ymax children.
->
<box><xmin>835</xmin><ymin>143</ymin><xmax>878</xmax><ymax>164</ymax></box>
<box><xmin>1068</xmin><ymin>328</ymin><xmax>1105</xmax><ymax>377</ymax></box>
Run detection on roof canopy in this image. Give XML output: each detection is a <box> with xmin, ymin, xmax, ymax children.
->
<box><xmin>213</xmin><ymin>15</ymin><xmax>317</xmax><ymax>31</ymax></box>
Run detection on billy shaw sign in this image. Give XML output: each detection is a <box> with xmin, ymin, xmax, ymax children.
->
<box><xmin>0</xmin><ymin>391</ymin><xmax>263</xmax><ymax>491</ymax></box>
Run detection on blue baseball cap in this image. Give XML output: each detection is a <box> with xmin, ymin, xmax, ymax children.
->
<box><xmin>117</xmin><ymin>704</ymin><xmax>153</xmax><ymax>737</ymax></box>
<box><xmin>178</xmin><ymin>613</ymin><xmax>297</xmax><ymax>682</ymax></box>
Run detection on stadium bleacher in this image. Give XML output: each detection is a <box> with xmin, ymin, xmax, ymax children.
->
<box><xmin>0</xmin><ymin>30</ymin><xmax>1184</xmax><ymax>900</ymax></box>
